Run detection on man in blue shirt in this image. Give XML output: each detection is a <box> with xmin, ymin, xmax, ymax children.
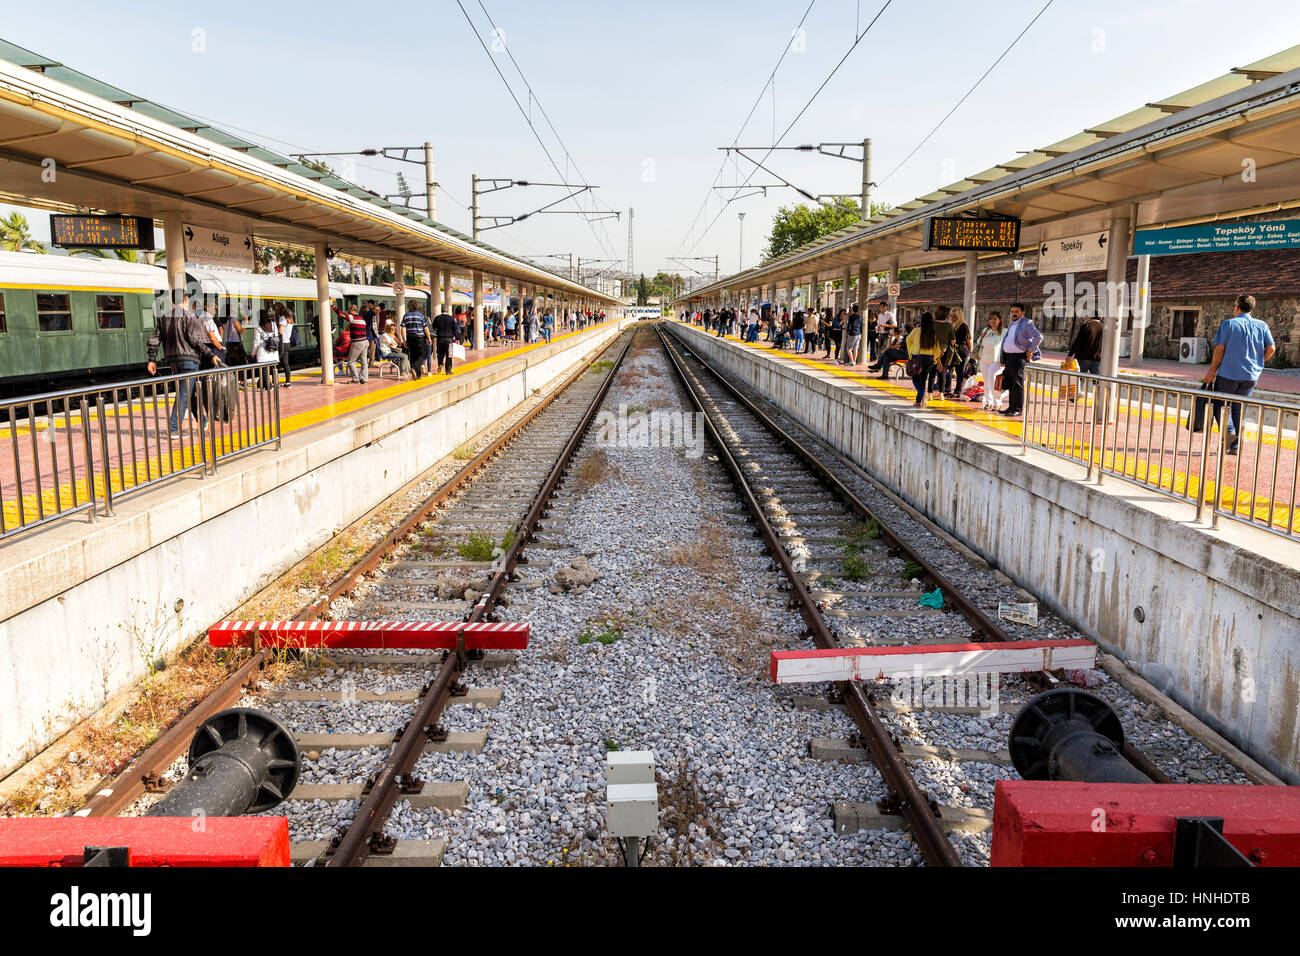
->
<box><xmin>1204</xmin><ymin>294</ymin><xmax>1275</xmax><ymax>454</ymax></box>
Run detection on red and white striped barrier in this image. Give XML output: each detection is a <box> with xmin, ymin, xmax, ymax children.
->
<box><xmin>0</xmin><ymin>817</ymin><xmax>289</xmax><ymax>867</ymax></box>
<box><xmin>208</xmin><ymin>620</ymin><xmax>530</xmax><ymax>650</ymax></box>
<box><xmin>769</xmin><ymin>639</ymin><xmax>1096</xmax><ymax>684</ymax></box>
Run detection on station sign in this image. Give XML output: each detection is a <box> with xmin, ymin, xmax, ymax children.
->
<box><xmin>1133</xmin><ymin>219</ymin><xmax>1300</xmax><ymax>255</ymax></box>
<box><xmin>1037</xmin><ymin>231</ymin><xmax>1109</xmax><ymax>276</ymax></box>
<box><xmin>50</xmin><ymin>214</ymin><xmax>155</xmax><ymax>250</ymax></box>
<box><xmin>184</xmin><ymin>223</ymin><xmax>254</xmax><ymax>270</ymax></box>
<box><xmin>922</xmin><ymin>216</ymin><xmax>1020</xmax><ymax>253</ymax></box>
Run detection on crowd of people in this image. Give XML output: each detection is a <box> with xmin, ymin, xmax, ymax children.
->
<box><xmin>684</xmin><ymin>300</ymin><xmax>1045</xmax><ymax>415</ymax></box>
<box><xmin>330</xmin><ymin>301</ymin><xmax>606</xmax><ymax>383</ymax></box>
<box><xmin>683</xmin><ymin>293</ymin><xmax>1274</xmax><ymax>438</ymax></box>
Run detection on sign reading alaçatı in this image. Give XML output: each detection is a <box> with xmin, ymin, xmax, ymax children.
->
<box><xmin>184</xmin><ymin>223</ymin><xmax>254</xmax><ymax>270</ymax></box>
<box><xmin>922</xmin><ymin>216</ymin><xmax>1021</xmax><ymax>253</ymax></box>
<box><xmin>50</xmin><ymin>214</ymin><xmax>155</xmax><ymax>250</ymax></box>
<box><xmin>1134</xmin><ymin>219</ymin><xmax>1300</xmax><ymax>255</ymax></box>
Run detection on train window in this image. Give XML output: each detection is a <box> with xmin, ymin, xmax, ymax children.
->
<box><xmin>37</xmin><ymin>293</ymin><xmax>72</xmax><ymax>332</ymax></box>
<box><xmin>0</xmin><ymin>292</ymin><xmax>5</xmax><ymax>333</ymax></box>
<box><xmin>96</xmin><ymin>294</ymin><xmax>126</xmax><ymax>330</ymax></box>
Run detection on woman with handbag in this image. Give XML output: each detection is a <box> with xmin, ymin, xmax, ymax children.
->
<box><xmin>253</xmin><ymin>311</ymin><xmax>282</xmax><ymax>392</ymax></box>
<box><xmin>906</xmin><ymin>312</ymin><xmax>945</xmax><ymax>407</ymax></box>
<box><xmin>943</xmin><ymin>306</ymin><xmax>973</xmax><ymax>398</ymax></box>
<box><xmin>974</xmin><ymin>312</ymin><xmax>1005</xmax><ymax>410</ymax></box>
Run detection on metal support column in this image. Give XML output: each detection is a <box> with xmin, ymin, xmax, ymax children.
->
<box><xmin>1130</xmin><ymin>253</ymin><xmax>1150</xmax><ymax>366</ymax></box>
<box><xmin>1100</xmin><ymin>210</ymin><xmax>1134</xmax><ymax>379</ymax></box>
<box><xmin>315</xmin><ymin>241</ymin><xmax>334</xmax><ymax>385</ymax></box>
<box><xmin>394</xmin><ymin>257</ymin><xmax>406</xmax><ymax>318</ymax></box>
<box><xmin>162</xmin><ymin>212</ymin><xmax>186</xmax><ymax>303</ymax></box>
<box><xmin>963</xmin><ymin>253</ymin><xmax>978</xmax><ymax>320</ymax></box>
<box><xmin>472</xmin><ymin>271</ymin><xmax>484</xmax><ymax>351</ymax></box>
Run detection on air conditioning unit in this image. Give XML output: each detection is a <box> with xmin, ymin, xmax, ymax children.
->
<box><xmin>1179</xmin><ymin>337</ymin><xmax>1209</xmax><ymax>364</ymax></box>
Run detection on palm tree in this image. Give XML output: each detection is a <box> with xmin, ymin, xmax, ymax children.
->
<box><xmin>67</xmin><ymin>247</ymin><xmax>141</xmax><ymax>262</ymax></box>
<box><xmin>0</xmin><ymin>212</ymin><xmax>47</xmax><ymax>253</ymax></box>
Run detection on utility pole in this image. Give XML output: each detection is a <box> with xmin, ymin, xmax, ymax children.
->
<box><xmin>627</xmin><ymin>208</ymin><xmax>634</xmax><ymax>277</ymax></box>
<box><xmin>738</xmin><ymin>212</ymin><xmax>746</xmax><ymax>273</ymax></box>
<box><xmin>719</xmin><ymin>140</ymin><xmax>875</xmax><ymax>216</ymax></box>
<box><xmin>861</xmin><ymin>137</ymin><xmax>872</xmax><ymax>221</ymax></box>
<box><xmin>471</xmin><ymin>177</ymin><xmax>612</xmax><ymax>238</ymax></box>
<box><xmin>424</xmin><ymin>141</ymin><xmax>437</xmax><ymax>223</ymax></box>
<box><xmin>471</xmin><ymin>174</ymin><xmax>480</xmax><ymax>240</ymax></box>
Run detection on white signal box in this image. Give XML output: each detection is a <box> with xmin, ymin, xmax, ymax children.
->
<box><xmin>607</xmin><ymin>783</ymin><xmax>658</xmax><ymax>838</ymax></box>
<box><xmin>606</xmin><ymin>750</ymin><xmax>658</xmax><ymax>839</ymax></box>
<box><xmin>606</xmin><ymin>750</ymin><xmax>655</xmax><ymax>785</ymax></box>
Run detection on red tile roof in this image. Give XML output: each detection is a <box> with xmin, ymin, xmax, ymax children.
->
<box><xmin>868</xmin><ymin>248</ymin><xmax>1300</xmax><ymax>306</ymax></box>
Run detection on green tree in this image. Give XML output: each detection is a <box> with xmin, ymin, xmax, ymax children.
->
<box><xmin>635</xmin><ymin>274</ymin><xmax>651</xmax><ymax>306</ymax></box>
<box><xmin>761</xmin><ymin>199</ymin><xmax>901</xmax><ymax>263</ymax></box>
<box><xmin>647</xmin><ymin>271</ymin><xmax>685</xmax><ymax>302</ymax></box>
<box><xmin>0</xmin><ymin>212</ymin><xmax>46</xmax><ymax>253</ymax></box>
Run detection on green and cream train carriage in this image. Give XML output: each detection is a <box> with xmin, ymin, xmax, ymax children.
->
<box><xmin>0</xmin><ymin>249</ymin><xmax>424</xmax><ymax>397</ymax></box>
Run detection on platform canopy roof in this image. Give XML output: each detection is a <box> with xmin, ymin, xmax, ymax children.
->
<box><xmin>0</xmin><ymin>39</ymin><xmax>617</xmax><ymax>304</ymax></box>
<box><xmin>676</xmin><ymin>45</ymin><xmax>1300</xmax><ymax>305</ymax></box>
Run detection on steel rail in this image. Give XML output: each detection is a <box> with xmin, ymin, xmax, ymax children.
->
<box><xmin>327</xmin><ymin>330</ymin><xmax>636</xmax><ymax>866</ymax></box>
<box><xmin>654</xmin><ymin>325</ymin><xmax>962</xmax><ymax>867</ymax></box>
<box><xmin>79</xmin><ymin>332</ymin><xmax>630</xmax><ymax>819</ymax></box>
<box><xmin>662</xmin><ymin>323</ymin><xmax>1170</xmax><ymax>784</ymax></box>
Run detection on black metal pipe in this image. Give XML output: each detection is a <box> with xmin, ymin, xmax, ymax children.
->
<box><xmin>1009</xmin><ymin>688</ymin><xmax>1152</xmax><ymax>784</ymax></box>
<box><xmin>147</xmin><ymin>708</ymin><xmax>299</xmax><ymax>817</ymax></box>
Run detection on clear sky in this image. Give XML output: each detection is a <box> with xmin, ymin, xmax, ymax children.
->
<box><xmin>3</xmin><ymin>1</ymin><xmax>1299</xmax><ymax>281</ymax></box>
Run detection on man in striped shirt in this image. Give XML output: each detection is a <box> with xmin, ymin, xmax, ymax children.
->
<box><xmin>401</xmin><ymin>304</ymin><xmax>430</xmax><ymax>380</ymax></box>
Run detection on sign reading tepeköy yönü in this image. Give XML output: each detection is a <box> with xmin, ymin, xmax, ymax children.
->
<box><xmin>1134</xmin><ymin>219</ymin><xmax>1300</xmax><ymax>255</ymax></box>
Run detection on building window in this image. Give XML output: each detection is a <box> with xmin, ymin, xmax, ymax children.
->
<box><xmin>37</xmin><ymin>293</ymin><xmax>72</xmax><ymax>332</ymax></box>
<box><xmin>1171</xmin><ymin>308</ymin><xmax>1200</xmax><ymax>339</ymax></box>
<box><xmin>96</xmin><ymin>294</ymin><xmax>126</xmax><ymax>330</ymax></box>
<box><xmin>0</xmin><ymin>292</ymin><xmax>6</xmax><ymax>333</ymax></box>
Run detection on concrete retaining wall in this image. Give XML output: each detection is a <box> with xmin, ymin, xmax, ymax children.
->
<box><xmin>0</xmin><ymin>324</ymin><xmax>628</xmax><ymax>777</ymax></box>
<box><xmin>670</xmin><ymin>322</ymin><xmax>1300</xmax><ymax>781</ymax></box>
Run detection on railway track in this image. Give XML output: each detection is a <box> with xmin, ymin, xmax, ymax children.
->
<box><xmin>654</xmin><ymin>323</ymin><xmax>1196</xmax><ymax>865</ymax></box>
<box><xmin>73</xmin><ymin>321</ymin><xmax>1259</xmax><ymax>867</ymax></box>
<box><xmin>85</xmin><ymin>330</ymin><xmax>634</xmax><ymax>865</ymax></box>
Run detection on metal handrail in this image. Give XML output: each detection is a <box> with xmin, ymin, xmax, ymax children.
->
<box><xmin>0</xmin><ymin>361</ymin><xmax>283</xmax><ymax>542</ymax></box>
<box><xmin>1022</xmin><ymin>364</ymin><xmax>1300</xmax><ymax>542</ymax></box>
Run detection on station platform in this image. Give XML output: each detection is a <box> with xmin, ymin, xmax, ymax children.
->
<box><xmin>668</xmin><ymin>320</ymin><xmax>1300</xmax><ymax>782</ymax></box>
<box><xmin>1</xmin><ymin>329</ymin><xmax>599</xmax><ymax>529</ymax></box>
<box><xmin>0</xmin><ymin>319</ymin><xmax>628</xmax><ymax>778</ymax></box>
<box><xmin>692</xmin><ymin>325</ymin><xmax>1298</xmax><ymax>536</ymax></box>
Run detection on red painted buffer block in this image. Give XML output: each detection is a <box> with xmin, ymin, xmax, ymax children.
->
<box><xmin>208</xmin><ymin>620</ymin><xmax>529</xmax><ymax>650</ymax></box>
<box><xmin>0</xmin><ymin>817</ymin><xmax>290</xmax><ymax>867</ymax></box>
<box><xmin>769</xmin><ymin>639</ymin><xmax>1096</xmax><ymax>684</ymax></box>
<box><xmin>992</xmin><ymin>780</ymin><xmax>1300</xmax><ymax>867</ymax></box>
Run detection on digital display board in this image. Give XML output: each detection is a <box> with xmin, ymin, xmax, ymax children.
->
<box><xmin>50</xmin><ymin>215</ymin><xmax>155</xmax><ymax>250</ymax></box>
<box><xmin>923</xmin><ymin>216</ymin><xmax>1020</xmax><ymax>253</ymax></box>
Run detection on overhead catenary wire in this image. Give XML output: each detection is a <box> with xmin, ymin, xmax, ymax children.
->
<box><xmin>455</xmin><ymin>0</ymin><xmax>618</xmax><ymax>260</ymax></box>
<box><xmin>876</xmin><ymin>0</ymin><xmax>1056</xmax><ymax>187</ymax></box>
<box><xmin>476</xmin><ymin>2</ymin><xmax>622</xmax><ymax>233</ymax></box>
<box><xmin>682</xmin><ymin>0</ymin><xmax>894</xmax><ymax>260</ymax></box>
<box><xmin>670</xmin><ymin>0</ymin><xmax>820</xmax><ymax>262</ymax></box>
